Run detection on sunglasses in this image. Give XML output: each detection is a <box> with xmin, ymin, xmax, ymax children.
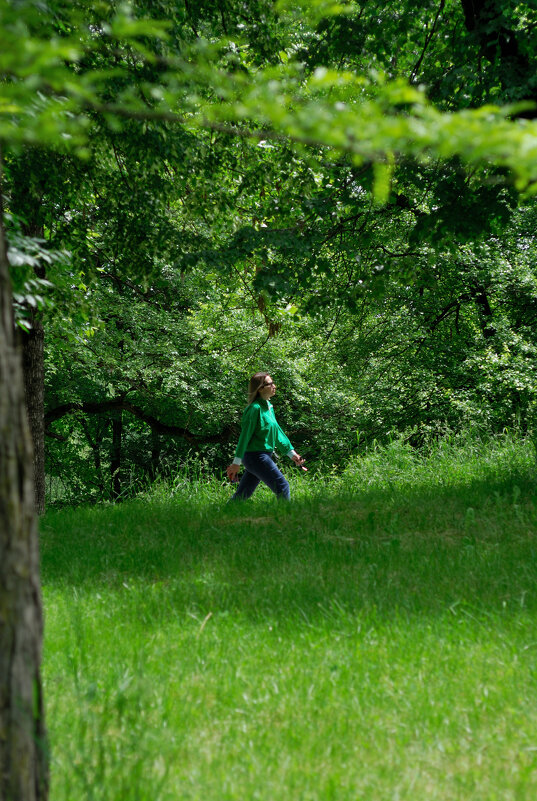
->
<box><xmin>261</xmin><ymin>381</ymin><xmax>276</xmax><ymax>388</ymax></box>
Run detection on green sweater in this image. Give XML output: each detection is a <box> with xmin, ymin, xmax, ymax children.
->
<box><xmin>233</xmin><ymin>399</ymin><xmax>294</xmax><ymax>463</ymax></box>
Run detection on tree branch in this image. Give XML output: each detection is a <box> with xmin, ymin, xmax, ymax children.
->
<box><xmin>411</xmin><ymin>0</ymin><xmax>446</xmax><ymax>83</ymax></box>
<box><xmin>45</xmin><ymin>400</ymin><xmax>234</xmax><ymax>443</ymax></box>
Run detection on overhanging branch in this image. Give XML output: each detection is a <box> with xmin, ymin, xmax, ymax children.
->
<box><xmin>45</xmin><ymin>399</ymin><xmax>233</xmax><ymax>443</ymax></box>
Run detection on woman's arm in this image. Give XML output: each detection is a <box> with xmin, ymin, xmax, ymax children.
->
<box><xmin>274</xmin><ymin>421</ymin><xmax>293</xmax><ymax>457</ymax></box>
<box><xmin>227</xmin><ymin>404</ymin><xmax>259</xmax><ymax>480</ymax></box>
<box><xmin>234</xmin><ymin>404</ymin><xmax>260</xmax><ymax>462</ymax></box>
<box><xmin>275</xmin><ymin>422</ymin><xmax>307</xmax><ymax>471</ymax></box>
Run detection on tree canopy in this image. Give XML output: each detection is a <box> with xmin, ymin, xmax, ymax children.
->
<box><xmin>4</xmin><ymin>0</ymin><xmax>537</xmax><ymax>502</ymax></box>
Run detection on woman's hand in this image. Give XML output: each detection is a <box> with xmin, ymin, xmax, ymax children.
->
<box><xmin>226</xmin><ymin>463</ymin><xmax>241</xmax><ymax>482</ymax></box>
<box><xmin>292</xmin><ymin>454</ymin><xmax>307</xmax><ymax>472</ymax></box>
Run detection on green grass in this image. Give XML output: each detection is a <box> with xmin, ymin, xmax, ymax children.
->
<box><xmin>41</xmin><ymin>434</ymin><xmax>537</xmax><ymax>800</ymax></box>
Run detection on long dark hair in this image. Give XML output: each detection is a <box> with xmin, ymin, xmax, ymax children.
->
<box><xmin>247</xmin><ymin>371</ymin><xmax>269</xmax><ymax>405</ymax></box>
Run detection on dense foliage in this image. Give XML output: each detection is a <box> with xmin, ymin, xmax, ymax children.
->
<box><xmin>4</xmin><ymin>0</ymin><xmax>537</xmax><ymax>503</ymax></box>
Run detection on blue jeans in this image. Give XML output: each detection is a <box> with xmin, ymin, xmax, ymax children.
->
<box><xmin>231</xmin><ymin>451</ymin><xmax>290</xmax><ymax>501</ymax></box>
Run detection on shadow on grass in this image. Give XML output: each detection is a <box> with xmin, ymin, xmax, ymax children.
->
<box><xmin>40</xmin><ymin>468</ymin><xmax>537</xmax><ymax>622</ymax></box>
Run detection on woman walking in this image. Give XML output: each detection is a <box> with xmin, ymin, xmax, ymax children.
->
<box><xmin>227</xmin><ymin>372</ymin><xmax>305</xmax><ymax>500</ymax></box>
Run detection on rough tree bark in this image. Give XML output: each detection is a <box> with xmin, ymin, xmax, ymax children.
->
<box><xmin>0</xmin><ymin>150</ymin><xmax>48</xmax><ymax>798</ymax></box>
<box><xmin>21</xmin><ymin>308</ymin><xmax>46</xmax><ymax>515</ymax></box>
<box><xmin>10</xmin><ymin>147</ymin><xmax>57</xmax><ymax>516</ymax></box>
<box><xmin>18</xmin><ymin>167</ymin><xmax>46</xmax><ymax>515</ymax></box>
<box><xmin>9</xmin><ymin>150</ymin><xmax>48</xmax><ymax>515</ymax></box>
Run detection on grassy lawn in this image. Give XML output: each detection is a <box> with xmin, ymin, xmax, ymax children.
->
<box><xmin>41</xmin><ymin>436</ymin><xmax>537</xmax><ymax>800</ymax></box>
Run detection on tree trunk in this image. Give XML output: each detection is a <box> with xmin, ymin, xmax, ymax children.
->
<box><xmin>471</xmin><ymin>282</ymin><xmax>496</xmax><ymax>338</ymax></box>
<box><xmin>149</xmin><ymin>426</ymin><xmax>161</xmax><ymax>482</ymax></box>
<box><xmin>10</xmin><ymin>150</ymin><xmax>47</xmax><ymax>515</ymax></box>
<box><xmin>111</xmin><ymin>412</ymin><xmax>123</xmax><ymax>500</ymax></box>
<box><xmin>0</xmin><ymin>149</ymin><xmax>48</xmax><ymax>799</ymax></box>
<box><xmin>80</xmin><ymin>417</ymin><xmax>106</xmax><ymax>501</ymax></box>
<box><xmin>21</xmin><ymin>310</ymin><xmax>45</xmax><ymax>514</ymax></box>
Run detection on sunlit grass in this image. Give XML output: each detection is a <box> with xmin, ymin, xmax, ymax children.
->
<box><xmin>41</xmin><ymin>433</ymin><xmax>537</xmax><ymax>800</ymax></box>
